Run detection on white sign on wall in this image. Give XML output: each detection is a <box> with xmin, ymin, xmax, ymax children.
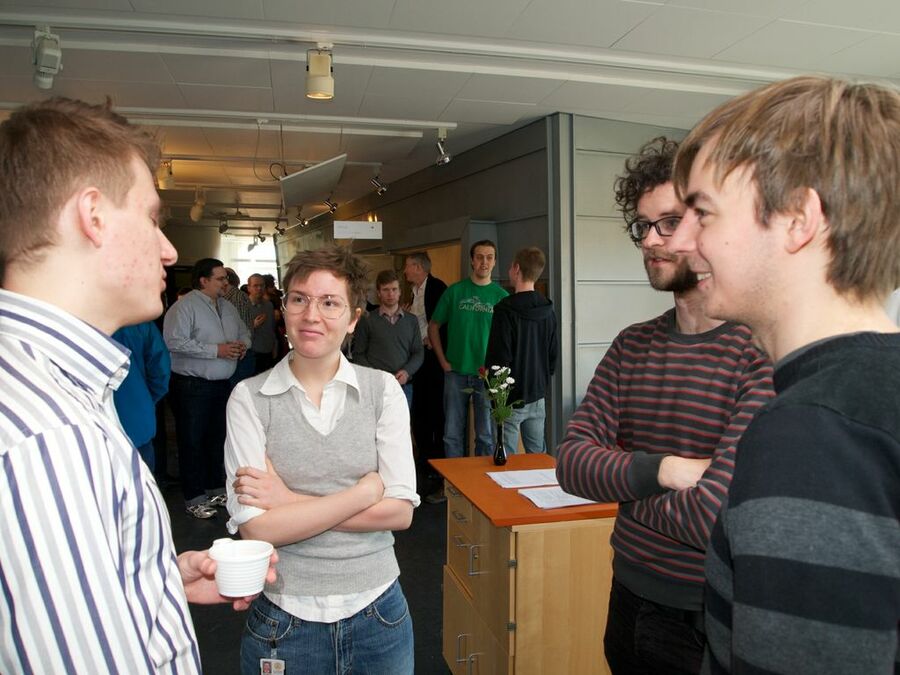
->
<box><xmin>333</xmin><ymin>220</ymin><xmax>383</xmax><ymax>239</ymax></box>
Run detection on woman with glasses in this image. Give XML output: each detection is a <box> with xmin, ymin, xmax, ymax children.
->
<box><xmin>223</xmin><ymin>245</ymin><xmax>419</xmax><ymax>674</ymax></box>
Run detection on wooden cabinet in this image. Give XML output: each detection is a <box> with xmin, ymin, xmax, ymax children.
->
<box><xmin>432</xmin><ymin>455</ymin><xmax>618</xmax><ymax>675</ymax></box>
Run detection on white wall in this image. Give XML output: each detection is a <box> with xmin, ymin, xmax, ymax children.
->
<box><xmin>561</xmin><ymin>116</ymin><xmax>686</xmax><ymax>419</ymax></box>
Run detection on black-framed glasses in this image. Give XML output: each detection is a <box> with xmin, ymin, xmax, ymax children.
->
<box><xmin>628</xmin><ymin>215</ymin><xmax>682</xmax><ymax>245</ymax></box>
<box><xmin>284</xmin><ymin>292</ymin><xmax>348</xmax><ymax>319</ymax></box>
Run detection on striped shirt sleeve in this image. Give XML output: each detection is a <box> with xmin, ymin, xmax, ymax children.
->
<box><xmin>626</xmin><ymin>348</ymin><xmax>774</xmax><ymax>550</ymax></box>
<box><xmin>0</xmin><ymin>423</ymin><xmax>198</xmax><ymax>674</ymax></box>
<box><xmin>556</xmin><ymin>334</ymin><xmax>659</xmax><ymax>503</ymax></box>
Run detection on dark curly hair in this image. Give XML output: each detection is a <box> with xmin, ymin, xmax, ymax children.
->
<box><xmin>614</xmin><ymin>136</ymin><xmax>679</xmax><ymax>228</ymax></box>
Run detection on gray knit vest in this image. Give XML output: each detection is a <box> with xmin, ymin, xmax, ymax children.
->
<box><xmin>245</xmin><ymin>364</ymin><xmax>399</xmax><ymax>596</ymax></box>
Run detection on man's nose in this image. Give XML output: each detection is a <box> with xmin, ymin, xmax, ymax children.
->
<box><xmin>668</xmin><ymin>210</ymin><xmax>700</xmax><ymax>254</ymax></box>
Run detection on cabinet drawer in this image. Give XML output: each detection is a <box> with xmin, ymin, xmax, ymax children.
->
<box><xmin>446</xmin><ymin>481</ymin><xmax>474</xmax><ymax>540</ymax></box>
<box><xmin>447</xmin><ymin>517</ymin><xmax>475</xmax><ymax>596</ymax></box>
<box><xmin>443</xmin><ymin>566</ymin><xmax>512</xmax><ymax>675</ymax></box>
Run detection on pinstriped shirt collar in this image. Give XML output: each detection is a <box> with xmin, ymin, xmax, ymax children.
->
<box><xmin>0</xmin><ymin>289</ymin><xmax>130</xmax><ymax>399</ymax></box>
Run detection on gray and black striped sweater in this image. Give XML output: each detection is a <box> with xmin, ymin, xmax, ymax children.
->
<box><xmin>557</xmin><ymin>309</ymin><xmax>774</xmax><ymax>611</ymax></box>
<box><xmin>704</xmin><ymin>331</ymin><xmax>900</xmax><ymax>674</ymax></box>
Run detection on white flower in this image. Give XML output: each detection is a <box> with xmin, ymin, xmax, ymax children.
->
<box><xmin>506</xmin><ymin>377</ymin><xmax>515</xmax><ymax>384</ymax></box>
<box><xmin>499</xmin><ymin>383</ymin><xmax>508</xmax><ymax>390</ymax></box>
<box><xmin>489</xmin><ymin>388</ymin><xmax>498</xmax><ymax>394</ymax></box>
<box><xmin>491</xmin><ymin>365</ymin><xmax>501</xmax><ymax>371</ymax></box>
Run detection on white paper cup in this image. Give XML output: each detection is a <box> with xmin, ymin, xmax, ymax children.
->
<box><xmin>208</xmin><ymin>539</ymin><xmax>273</xmax><ymax>597</ymax></box>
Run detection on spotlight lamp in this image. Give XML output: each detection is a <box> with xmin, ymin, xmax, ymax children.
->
<box><xmin>32</xmin><ymin>26</ymin><xmax>62</xmax><ymax>90</ymax></box>
<box><xmin>324</xmin><ymin>198</ymin><xmax>338</xmax><ymax>214</ymax></box>
<box><xmin>218</xmin><ymin>219</ymin><xmax>228</xmax><ymax>234</ymax></box>
<box><xmin>189</xmin><ymin>187</ymin><xmax>206</xmax><ymax>222</ymax></box>
<box><xmin>274</xmin><ymin>222</ymin><xmax>286</xmax><ymax>236</ymax></box>
<box><xmin>435</xmin><ymin>128</ymin><xmax>452</xmax><ymax>167</ymax></box>
<box><xmin>159</xmin><ymin>161</ymin><xmax>175</xmax><ymax>190</ymax></box>
<box><xmin>306</xmin><ymin>47</ymin><xmax>334</xmax><ymax>101</ymax></box>
<box><xmin>257</xmin><ymin>227</ymin><xmax>266</xmax><ymax>243</ymax></box>
<box><xmin>370</xmin><ymin>176</ymin><xmax>388</xmax><ymax>196</ymax></box>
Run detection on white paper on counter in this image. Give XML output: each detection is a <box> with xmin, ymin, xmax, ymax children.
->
<box><xmin>486</xmin><ymin>469</ymin><xmax>559</xmax><ymax>489</ymax></box>
<box><xmin>518</xmin><ymin>486</ymin><xmax>597</xmax><ymax>509</ymax></box>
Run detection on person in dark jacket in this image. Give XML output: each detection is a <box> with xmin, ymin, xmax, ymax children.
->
<box><xmin>403</xmin><ymin>251</ymin><xmax>448</xmax><ymax>502</ymax></box>
<box><xmin>485</xmin><ymin>247</ymin><xmax>558</xmax><ymax>454</ymax></box>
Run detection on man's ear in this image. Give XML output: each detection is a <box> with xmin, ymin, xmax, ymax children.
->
<box><xmin>784</xmin><ymin>187</ymin><xmax>826</xmax><ymax>254</ymax></box>
<box><xmin>347</xmin><ymin>307</ymin><xmax>362</xmax><ymax>334</ymax></box>
<box><xmin>73</xmin><ymin>187</ymin><xmax>105</xmax><ymax>248</ymax></box>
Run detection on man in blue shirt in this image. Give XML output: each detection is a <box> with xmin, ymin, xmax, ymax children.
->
<box><xmin>164</xmin><ymin>257</ymin><xmax>251</xmax><ymax>518</ymax></box>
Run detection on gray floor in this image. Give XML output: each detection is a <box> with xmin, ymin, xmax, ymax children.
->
<box><xmin>163</xmin><ymin>479</ymin><xmax>452</xmax><ymax>674</ymax></box>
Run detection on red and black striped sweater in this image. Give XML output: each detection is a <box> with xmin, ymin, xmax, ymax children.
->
<box><xmin>556</xmin><ymin>309</ymin><xmax>774</xmax><ymax>610</ymax></box>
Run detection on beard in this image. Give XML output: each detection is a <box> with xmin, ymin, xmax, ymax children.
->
<box><xmin>643</xmin><ymin>251</ymin><xmax>699</xmax><ymax>293</ymax></box>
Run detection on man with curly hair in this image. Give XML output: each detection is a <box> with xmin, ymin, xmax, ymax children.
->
<box><xmin>556</xmin><ymin>137</ymin><xmax>774</xmax><ymax>674</ymax></box>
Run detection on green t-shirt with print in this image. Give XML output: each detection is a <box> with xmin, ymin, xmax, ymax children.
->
<box><xmin>431</xmin><ymin>277</ymin><xmax>508</xmax><ymax>376</ymax></box>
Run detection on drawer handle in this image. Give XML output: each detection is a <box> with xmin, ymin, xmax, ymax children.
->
<box><xmin>447</xmin><ymin>484</ymin><xmax>461</xmax><ymax>497</ymax></box>
<box><xmin>468</xmin><ymin>544</ymin><xmax>488</xmax><ymax>576</ymax></box>
<box><xmin>455</xmin><ymin>633</ymin><xmax>470</xmax><ymax>664</ymax></box>
<box><xmin>451</xmin><ymin>510</ymin><xmax>469</xmax><ymax>524</ymax></box>
<box><xmin>452</xmin><ymin>535</ymin><xmax>469</xmax><ymax>549</ymax></box>
<box><xmin>467</xmin><ymin>652</ymin><xmax>480</xmax><ymax>675</ymax></box>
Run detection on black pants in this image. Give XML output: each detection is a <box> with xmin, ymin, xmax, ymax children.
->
<box><xmin>168</xmin><ymin>374</ymin><xmax>230</xmax><ymax>503</ymax></box>
<box><xmin>604</xmin><ymin>577</ymin><xmax>705</xmax><ymax>675</ymax></box>
<box><xmin>411</xmin><ymin>348</ymin><xmax>445</xmax><ymax>482</ymax></box>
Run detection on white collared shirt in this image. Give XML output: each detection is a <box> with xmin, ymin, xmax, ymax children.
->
<box><xmin>410</xmin><ymin>277</ymin><xmax>428</xmax><ymax>342</ymax></box>
<box><xmin>224</xmin><ymin>353</ymin><xmax>419</xmax><ymax>621</ymax></box>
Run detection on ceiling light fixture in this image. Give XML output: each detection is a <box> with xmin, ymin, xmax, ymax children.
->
<box><xmin>32</xmin><ymin>26</ymin><xmax>62</xmax><ymax>90</ymax></box>
<box><xmin>257</xmin><ymin>227</ymin><xmax>266</xmax><ymax>243</ymax></box>
<box><xmin>158</xmin><ymin>160</ymin><xmax>175</xmax><ymax>190</ymax></box>
<box><xmin>274</xmin><ymin>222</ymin><xmax>286</xmax><ymax>235</ymax></box>
<box><xmin>435</xmin><ymin>128</ymin><xmax>452</xmax><ymax>167</ymax></box>
<box><xmin>306</xmin><ymin>46</ymin><xmax>334</xmax><ymax>101</ymax></box>
<box><xmin>189</xmin><ymin>187</ymin><xmax>206</xmax><ymax>222</ymax></box>
<box><xmin>324</xmin><ymin>198</ymin><xmax>337</xmax><ymax>214</ymax></box>
<box><xmin>218</xmin><ymin>218</ymin><xmax>228</xmax><ymax>234</ymax></box>
<box><xmin>370</xmin><ymin>176</ymin><xmax>388</xmax><ymax>196</ymax></box>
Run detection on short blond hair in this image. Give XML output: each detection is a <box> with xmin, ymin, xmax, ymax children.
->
<box><xmin>674</xmin><ymin>76</ymin><xmax>900</xmax><ymax>300</ymax></box>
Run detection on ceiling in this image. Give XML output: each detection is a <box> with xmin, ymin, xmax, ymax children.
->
<box><xmin>0</xmin><ymin>0</ymin><xmax>898</xmax><ymax>234</ymax></box>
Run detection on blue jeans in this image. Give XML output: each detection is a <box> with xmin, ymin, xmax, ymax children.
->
<box><xmin>401</xmin><ymin>382</ymin><xmax>413</xmax><ymax>410</ymax></box>
<box><xmin>240</xmin><ymin>580</ymin><xmax>414</xmax><ymax>675</ymax></box>
<box><xmin>443</xmin><ymin>371</ymin><xmax>493</xmax><ymax>458</ymax></box>
<box><xmin>502</xmin><ymin>399</ymin><xmax>547</xmax><ymax>454</ymax></box>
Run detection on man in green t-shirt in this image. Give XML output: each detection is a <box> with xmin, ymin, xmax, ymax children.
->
<box><xmin>428</xmin><ymin>240</ymin><xmax>508</xmax><ymax>457</ymax></box>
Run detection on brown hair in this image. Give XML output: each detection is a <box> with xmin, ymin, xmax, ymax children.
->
<box><xmin>469</xmin><ymin>239</ymin><xmax>497</xmax><ymax>259</ymax></box>
<box><xmin>281</xmin><ymin>245</ymin><xmax>370</xmax><ymax>310</ymax></box>
<box><xmin>513</xmin><ymin>247</ymin><xmax>546</xmax><ymax>282</ymax></box>
<box><xmin>674</xmin><ymin>76</ymin><xmax>900</xmax><ymax>299</ymax></box>
<box><xmin>0</xmin><ymin>97</ymin><xmax>161</xmax><ymax>279</ymax></box>
<box><xmin>375</xmin><ymin>269</ymin><xmax>399</xmax><ymax>289</ymax></box>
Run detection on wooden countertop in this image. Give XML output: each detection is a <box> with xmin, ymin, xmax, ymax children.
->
<box><xmin>430</xmin><ymin>454</ymin><xmax>618</xmax><ymax>527</ymax></box>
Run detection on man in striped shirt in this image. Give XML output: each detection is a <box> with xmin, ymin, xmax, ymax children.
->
<box><xmin>0</xmin><ymin>98</ymin><xmax>272</xmax><ymax>673</ymax></box>
<box><xmin>670</xmin><ymin>77</ymin><xmax>900</xmax><ymax>674</ymax></box>
<box><xmin>556</xmin><ymin>137</ymin><xmax>774</xmax><ymax>675</ymax></box>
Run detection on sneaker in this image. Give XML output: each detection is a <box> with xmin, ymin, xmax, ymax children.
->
<box><xmin>186</xmin><ymin>503</ymin><xmax>217</xmax><ymax>519</ymax></box>
<box><xmin>205</xmin><ymin>494</ymin><xmax>227</xmax><ymax>508</ymax></box>
<box><xmin>424</xmin><ymin>488</ymin><xmax>446</xmax><ymax>505</ymax></box>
